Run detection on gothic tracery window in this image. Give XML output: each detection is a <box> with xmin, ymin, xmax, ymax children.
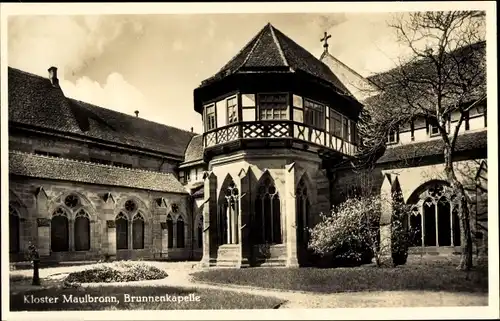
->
<box><xmin>176</xmin><ymin>216</ymin><xmax>185</xmax><ymax>248</ymax></box>
<box><xmin>218</xmin><ymin>180</ymin><xmax>239</xmax><ymax>245</ymax></box>
<box><xmin>74</xmin><ymin>210</ymin><xmax>90</xmax><ymax>251</ymax></box>
<box><xmin>167</xmin><ymin>214</ymin><xmax>174</xmax><ymax>248</ymax></box>
<box><xmin>9</xmin><ymin>205</ymin><xmax>20</xmax><ymax>253</ymax></box>
<box><xmin>51</xmin><ymin>208</ymin><xmax>69</xmax><ymax>252</ymax></box>
<box><xmin>64</xmin><ymin>194</ymin><xmax>79</xmax><ymax>208</ymax></box>
<box><xmin>408</xmin><ymin>182</ymin><xmax>460</xmax><ymax>247</ymax></box>
<box><xmin>254</xmin><ymin>175</ymin><xmax>281</xmax><ymax>244</ymax></box>
<box><xmin>296</xmin><ymin>178</ymin><xmax>310</xmax><ymax>245</ymax></box>
<box><xmin>116</xmin><ymin>212</ymin><xmax>129</xmax><ymax>250</ymax></box>
<box><xmin>132</xmin><ymin>213</ymin><xmax>145</xmax><ymax>249</ymax></box>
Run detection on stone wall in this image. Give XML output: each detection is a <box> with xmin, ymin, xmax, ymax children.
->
<box><xmin>9</xmin><ymin>131</ymin><xmax>178</xmax><ymax>174</ymax></box>
<box><xmin>8</xmin><ymin>176</ymin><xmax>194</xmax><ymax>262</ymax></box>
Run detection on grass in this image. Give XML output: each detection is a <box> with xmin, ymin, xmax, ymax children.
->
<box><xmin>191</xmin><ymin>263</ymin><xmax>488</xmax><ymax>294</ymax></box>
<box><xmin>10</xmin><ymin>285</ymin><xmax>284</xmax><ymax>311</ymax></box>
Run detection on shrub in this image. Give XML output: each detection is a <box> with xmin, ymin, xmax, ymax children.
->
<box><xmin>64</xmin><ymin>261</ymin><xmax>168</xmax><ymax>284</ymax></box>
<box><xmin>308</xmin><ymin>196</ymin><xmax>381</xmax><ymax>267</ymax></box>
<box><xmin>391</xmin><ymin>190</ymin><xmax>412</xmax><ymax>266</ymax></box>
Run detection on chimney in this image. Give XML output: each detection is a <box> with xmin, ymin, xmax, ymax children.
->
<box><xmin>48</xmin><ymin>66</ymin><xmax>59</xmax><ymax>87</ymax></box>
<box><xmin>190</xmin><ymin>127</ymin><xmax>193</xmax><ymax>132</ymax></box>
<box><xmin>134</xmin><ymin>110</ymin><xmax>139</xmax><ymax>117</ymax></box>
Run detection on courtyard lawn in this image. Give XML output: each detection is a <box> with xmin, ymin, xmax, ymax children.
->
<box><xmin>191</xmin><ymin>264</ymin><xmax>488</xmax><ymax>294</ymax></box>
<box><xmin>10</xmin><ymin>284</ymin><xmax>284</xmax><ymax>311</ymax></box>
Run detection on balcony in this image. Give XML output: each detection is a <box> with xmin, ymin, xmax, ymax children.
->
<box><xmin>203</xmin><ymin>120</ymin><xmax>358</xmax><ymax>157</ymax></box>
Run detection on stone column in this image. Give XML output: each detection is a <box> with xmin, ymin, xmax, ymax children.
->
<box><xmin>160</xmin><ymin>222</ymin><xmax>169</xmax><ymax>255</ymax></box>
<box><xmin>68</xmin><ymin>219</ymin><xmax>75</xmax><ymax>251</ymax></box>
<box><xmin>106</xmin><ymin>220</ymin><xmax>117</xmax><ymax>258</ymax></box>
<box><xmin>239</xmin><ymin>167</ymin><xmax>252</xmax><ymax>267</ymax></box>
<box><xmin>102</xmin><ymin>194</ymin><xmax>116</xmax><ymax>260</ymax></box>
<box><xmin>201</xmin><ymin>172</ymin><xmax>218</xmax><ymax>267</ymax></box>
<box><xmin>285</xmin><ymin>163</ymin><xmax>299</xmax><ymax>267</ymax></box>
<box><xmin>35</xmin><ymin>187</ymin><xmax>50</xmax><ymax>257</ymax></box>
<box><xmin>36</xmin><ymin>218</ymin><xmax>51</xmax><ymax>257</ymax></box>
<box><xmin>379</xmin><ymin>174</ymin><xmax>393</xmax><ymax>255</ymax></box>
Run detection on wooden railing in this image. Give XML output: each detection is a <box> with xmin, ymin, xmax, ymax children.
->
<box><xmin>203</xmin><ymin>121</ymin><xmax>358</xmax><ymax>156</ymax></box>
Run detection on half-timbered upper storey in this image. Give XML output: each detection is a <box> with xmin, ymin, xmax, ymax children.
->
<box><xmin>193</xmin><ymin>23</ymin><xmax>363</xmax><ymax>160</ymax></box>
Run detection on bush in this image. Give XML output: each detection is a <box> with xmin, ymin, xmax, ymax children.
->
<box><xmin>308</xmin><ymin>196</ymin><xmax>380</xmax><ymax>267</ymax></box>
<box><xmin>391</xmin><ymin>190</ymin><xmax>411</xmax><ymax>266</ymax></box>
<box><xmin>64</xmin><ymin>261</ymin><xmax>168</xmax><ymax>284</ymax></box>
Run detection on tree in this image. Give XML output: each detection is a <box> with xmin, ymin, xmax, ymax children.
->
<box><xmin>357</xmin><ymin>11</ymin><xmax>486</xmax><ymax>270</ymax></box>
<box><xmin>308</xmin><ymin>195</ymin><xmax>383</xmax><ymax>267</ymax></box>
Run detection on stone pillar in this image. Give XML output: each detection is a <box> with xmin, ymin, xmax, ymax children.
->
<box><xmin>201</xmin><ymin>172</ymin><xmax>218</xmax><ymax>267</ymax></box>
<box><xmin>285</xmin><ymin>163</ymin><xmax>299</xmax><ymax>267</ymax></box>
<box><xmin>380</xmin><ymin>174</ymin><xmax>393</xmax><ymax>255</ymax></box>
<box><xmin>35</xmin><ymin>187</ymin><xmax>50</xmax><ymax>257</ymax></box>
<box><xmin>239</xmin><ymin>167</ymin><xmax>252</xmax><ymax>267</ymax></box>
<box><xmin>68</xmin><ymin>219</ymin><xmax>75</xmax><ymax>251</ymax></box>
<box><xmin>106</xmin><ymin>220</ymin><xmax>117</xmax><ymax>258</ymax></box>
<box><xmin>102</xmin><ymin>194</ymin><xmax>116</xmax><ymax>259</ymax></box>
<box><xmin>36</xmin><ymin>218</ymin><xmax>51</xmax><ymax>257</ymax></box>
<box><xmin>160</xmin><ymin>222</ymin><xmax>169</xmax><ymax>255</ymax></box>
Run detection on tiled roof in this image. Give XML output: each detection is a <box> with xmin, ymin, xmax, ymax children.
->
<box><xmin>8</xmin><ymin>67</ymin><xmax>196</xmax><ymax>159</ymax></box>
<box><xmin>377</xmin><ymin>130</ymin><xmax>487</xmax><ymax>164</ymax></box>
<box><xmin>9</xmin><ymin>151</ymin><xmax>188</xmax><ymax>194</ymax></box>
<box><xmin>200</xmin><ymin>23</ymin><xmax>350</xmax><ymax>95</ymax></box>
<box><xmin>191</xmin><ymin>184</ymin><xmax>204</xmax><ymax>198</ymax></box>
<box><xmin>182</xmin><ymin>134</ymin><xmax>204</xmax><ymax>164</ymax></box>
<box><xmin>320</xmin><ymin>52</ymin><xmax>378</xmax><ymax>102</ymax></box>
<box><xmin>366</xmin><ymin>41</ymin><xmax>486</xmax><ymax>107</ymax></box>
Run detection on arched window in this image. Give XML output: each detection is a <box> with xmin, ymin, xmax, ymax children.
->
<box><xmin>254</xmin><ymin>175</ymin><xmax>282</xmax><ymax>244</ymax></box>
<box><xmin>218</xmin><ymin>179</ymin><xmax>239</xmax><ymax>245</ymax></box>
<box><xmin>423</xmin><ymin>198</ymin><xmax>436</xmax><ymax>246</ymax></box>
<box><xmin>51</xmin><ymin>208</ymin><xmax>69</xmax><ymax>252</ymax></box>
<box><xmin>197</xmin><ymin>215</ymin><xmax>203</xmax><ymax>248</ymax></box>
<box><xmin>176</xmin><ymin>216</ymin><xmax>185</xmax><ymax>248</ymax></box>
<box><xmin>408</xmin><ymin>182</ymin><xmax>459</xmax><ymax>248</ymax></box>
<box><xmin>167</xmin><ymin>215</ymin><xmax>174</xmax><ymax>249</ymax></box>
<box><xmin>64</xmin><ymin>194</ymin><xmax>79</xmax><ymax>208</ymax></box>
<box><xmin>116</xmin><ymin>212</ymin><xmax>129</xmax><ymax>250</ymax></box>
<box><xmin>296</xmin><ymin>178</ymin><xmax>310</xmax><ymax>245</ymax></box>
<box><xmin>74</xmin><ymin>210</ymin><xmax>90</xmax><ymax>251</ymax></box>
<box><xmin>437</xmin><ymin>197</ymin><xmax>451</xmax><ymax>246</ymax></box>
<box><xmin>132</xmin><ymin>213</ymin><xmax>145</xmax><ymax>249</ymax></box>
<box><xmin>9</xmin><ymin>205</ymin><xmax>20</xmax><ymax>253</ymax></box>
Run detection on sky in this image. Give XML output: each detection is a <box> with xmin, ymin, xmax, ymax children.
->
<box><xmin>6</xmin><ymin>12</ymin><xmax>442</xmax><ymax>133</ymax></box>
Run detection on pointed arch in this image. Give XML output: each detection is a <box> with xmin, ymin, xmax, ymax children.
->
<box><xmin>254</xmin><ymin>170</ymin><xmax>282</xmax><ymax>244</ymax></box>
<box><xmin>74</xmin><ymin>209</ymin><xmax>91</xmax><ymax>251</ymax></box>
<box><xmin>51</xmin><ymin>207</ymin><xmax>69</xmax><ymax>252</ymax></box>
<box><xmin>115</xmin><ymin>212</ymin><xmax>129</xmax><ymax>250</ymax></box>
<box><xmin>132</xmin><ymin>212</ymin><xmax>145</xmax><ymax>249</ymax></box>
<box><xmin>166</xmin><ymin>214</ymin><xmax>174</xmax><ymax>249</ymax></box>
<box><xmin>51</xmin><ymin>191</ymin><xmax>96</xmax><ymax>219</ymax></box>
<box><xmin>217</xmin><ymin>174</ymin><xmax>240</xmax><ymax>245</ymax></box>
<box><xmin>296</xmin><ymin>175</ymin><xmax>311</xmax><ymax>248</ymax></box>
<box><xmin>176</xmin><ymin>215</ymin><xmax>185</xmax><ymax>248</ymax></box>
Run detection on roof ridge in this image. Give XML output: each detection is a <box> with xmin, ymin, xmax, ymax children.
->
<box><xmin>237</xmin><ymin>24</ymin><xmax>268</xmax><ymax>71</ymax></box>
<box><xmin>68</xmin><ymin>98</ymin><xmax>198</xmax><ymax>136</ymax></box>
<box><xmin>321</xmin><ymin>51</ymin><xmax>370</xmax><ymax>84</ymax></box>
<box><xmin>8</xmin><ymin>66</ymin><xmax>48</xmax><ymax>81</ymax></box>
<box><xmin>9</xmin><ymin>151</ymin><xmax>177</xmax><ymax>177</ymax></box>
<box><xmin>269</xmin><ymin>24</ymin><xmax>290</xmax><ymax>69</ymax></box>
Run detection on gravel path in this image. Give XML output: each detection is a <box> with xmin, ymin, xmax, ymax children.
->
<box><xmin>10</xmin><ymin>262</ymin><xmax>488</xmax><ymax>309</ymax></box>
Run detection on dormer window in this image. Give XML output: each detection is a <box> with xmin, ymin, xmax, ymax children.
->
<box><xmin>205</xmin><ymin>105</ymin><xmax>216</xmax><ymax>131</ymax></box>
<box><xmin>227</xmin><ymin>97</ymin><xmax>238</xmax><ymax>124</ymax></box>
<box><xmin>387</xmin><ymin>128</ymin><xmax>399</xmax><ymax>144</ymax></box>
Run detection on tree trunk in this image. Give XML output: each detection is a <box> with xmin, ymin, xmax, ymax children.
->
<box><xmin>443</xmin><ymin>145</ymin><xmax>473</xmax><ymax>270</ymax></box>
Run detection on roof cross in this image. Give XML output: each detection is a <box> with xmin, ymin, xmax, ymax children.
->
<box><xmin>320</xmin><ymin>31</ymin><xmax>332</xmax><ymax>52</ymax></box>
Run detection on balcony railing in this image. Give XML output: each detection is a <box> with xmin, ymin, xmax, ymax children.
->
<box><xmin>203</xmin><ymin>121</ymin><xmax>358</xmax><ymax>156</ymax></box>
